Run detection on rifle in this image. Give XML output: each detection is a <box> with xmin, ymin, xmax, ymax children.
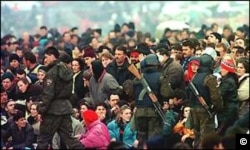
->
<box><xmin>189</xmin><ymin>81</ymin><xmax>214</xmax><ymax>119</ymax></box>
<box><xmin>128</xmin><ymin>64</ymin><xmax>168</xmax><ymax>125</ymax></box>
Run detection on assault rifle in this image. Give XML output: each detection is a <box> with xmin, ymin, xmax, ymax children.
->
<box><xmin>128</xmin><ymin>64</ymin><xmax>168</xmax><ymax>125</ymax></box>
<box><xmin>189</xmin><ymin>81</ymin><xmax>214</xmax><ymax>119</ymax></box>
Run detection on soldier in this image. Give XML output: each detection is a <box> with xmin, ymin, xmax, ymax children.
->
<box><xmin>37</xmin><ymin>46</ymin><xmax>84</xmax><ymax>149</ymax></box>
<box><xmin>187</xmin><ymin>54</ymin><xmax>223</xmax><ymax>148</ymax></box>
<box><xmin>133</xmin><ymin>54</ymin><xmax>163</xmax><ymax>148</ymax></box>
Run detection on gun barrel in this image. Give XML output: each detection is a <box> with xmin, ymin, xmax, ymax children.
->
<box><xmin>152</xmin><ymin>102</ymin><xmax>168</xmax><ymax>125</ymax></box>
<box><xmin>190</xmin><ymin>82</ymin><xmax>200</xmax><ymax>96</ymax></box>
<box><xmin>128</xmin><ymin>64</ymin><xmax>168</xmax><ymax>124</ymax></box>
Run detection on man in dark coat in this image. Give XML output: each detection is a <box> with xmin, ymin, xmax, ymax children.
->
<box><xmin>106</xmin><ymin>45</ymin><xmax>135</xmax><ymax>86</ymax></box>
<box><xmin>2</xmin><ymin>111</ymin><xmax>35</xmax><ymax>149</ymax></box>
<box><xmin>37</xmin><ymin>46</ymin><xmax>84</xmax><ymax>149</ymax></box>
<box><xmin>157</xmin><ymin>47</ymin><xmax>186</xmax><ymax>99</ymax></box>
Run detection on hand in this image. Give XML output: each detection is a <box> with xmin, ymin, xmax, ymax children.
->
<box><xmin>100</xmin><ymin>114</ymin><xmax>106</xmax><ymax>120</ymax></box>
<box><xmin>181</xmin><ymin>118</ymin><xmax>187</xmax><ymax>124</ymax></box>
<box><xmin>74</xmin><ymin>134</ymin><xmax>81</xmax><ymax>140</ymax></box>
<box><xmin>7</xmin><ymin>147</ymin><xmax>13</xmax><ymax>150</ymax></box>
<box><xmin>111</xmin><ymin>138</ymin><xmax>116</xmax><ymax>142</ymax></box>
<box><xmin>38</xmin><ymin>114</ymin><xmax>43</xmax><ymax>122</ymax></box>
<box><xmin>133</xmin><ymin>140</ymin><xmax>139</xmax><ymax>148</ymax></box>
<box><xmin>111</xmin><ymin>106</ymin><xmax>118</xmax><ymax>112</ymax></box>
<box><xmin>181</xmin><ymin>135</ymin><xmax>189</xmax><ymax>142</ymax></box>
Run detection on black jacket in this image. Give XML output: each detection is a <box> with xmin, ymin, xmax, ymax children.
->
<box><xmin>38</xmin><ymin>60</ymin><xmax>73</xmax><ymax>115</ymax></box>
<box><xmin>3</xmin><ymin>122</ymin><xmax>35</xmax><ymax>149</ymax></box>
<box><xmin>106</xmin><ymin>60</ymin><xmax>135</xmax><ymax>86</ymax></box>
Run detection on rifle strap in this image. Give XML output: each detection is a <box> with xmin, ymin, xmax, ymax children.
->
<box><xmin>138</xmin><ymin>89</ymin><xmax>147</xmax><ymax>101</ymax></box>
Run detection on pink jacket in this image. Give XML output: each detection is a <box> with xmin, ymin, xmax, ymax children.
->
<box><xmin>79</xmin><ymin>120</ymin><xmax>110</xmax><ymax>149</ymax></box>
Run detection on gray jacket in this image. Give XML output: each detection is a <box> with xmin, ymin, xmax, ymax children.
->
<box><xmin>89</xmin><ymin>71</ymin><xmax>122</xmax><ymax>106</ymax></box>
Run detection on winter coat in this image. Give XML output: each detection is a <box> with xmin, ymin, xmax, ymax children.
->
<box><xmin>79</xmin><ymin>120</ymin><xmax>110</xmax><ymax>149</ymax></box>
<box><xmin>107</xmin><ymin>120</ymin><xmax>137</xmax><ymax>147</ymax></box>
<box><xmin>160</xmin><ymin>58</ymin><xmax>185</xmax><ymax>90</ymax></box>
<box><xmin>106</xmin><ymin>60</ymin><xmax>135</xmax><ymax>86</ymax></box>
<box><xmin>38</xmin><ymin>60</ymin><xmax>74</xmax><ymax>115</ymax></box>
<box><xmin>3</xmin><ymin>122</ymin><xmax>35</xmax><ymax>149</ymax></box>
<box><xmin>15</xmin><ymin>84</ymin><xmax>43</xmax><ymax>101</ymax></box>
<box><xmin>218</xmin><ymin>74</ymin><xmax>239</xmax><ymax>124</ymax></box>
<box><xmin>238</xmin><ymin>73</ymin><xmax>249</xmax><ymax>102</ymax></box>
<box><xmin>89</xmin><ymin>70</ymin><xmax>122</xmax><ymax>105</ymax></box>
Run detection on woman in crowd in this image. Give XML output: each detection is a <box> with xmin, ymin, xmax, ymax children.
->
<box><xmin>78</xmin><ymin>110</ymin><xmax>110</xmax><ymax>149</ymax></box>
<box><xmin>217</xmin><ymin>58</ymin><xmax>239</xmax><ymax>136</ymax></box>
<box><xmin>184</xmin><ymin>57</ymin><xmax>200</xmax><ymax>85</ymax></box>
<box><xmin>78</xmin><ymin>98</ymin><xmax>94</xmax><ymax>122</ymax></box>
<box><xmin>100</xmin><ymin>51</ymin><xmax>114</xmax><ymax>68</ymax></box>
<box><xmin>71</xmin><ymin>58</ymin><xmax>88</xmax><ymax>107</ymax></box>
<box><xmin>107</xmin><ymin>105</ymin><xmax>138</xmax><ymax>149</ymax></box>
<box><xmin>173</xmin><ymin>105</ymin><xmax>195</xmax><ymax>147</ymax></box>
<box><xmin>27</xmin><ymin>102</ymin><xmax>41</xmax><ymax>142</ymax></box>
<box><xmin>15</xmin><ymin>77</ymin><xmax>42</xmax><ymax>101</ymax></box>
<box><xmin>236</xmin><ymin>57</ymin><xmax>249</xmax><ymax>118</ymax></box>
<box><xmin>95</xmin><ymin>102</ymin><xmax>111</xmax><ymax>125</ymax></box>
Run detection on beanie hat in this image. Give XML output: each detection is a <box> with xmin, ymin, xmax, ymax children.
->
<box><xmin>82</xmin><ymin>110</ymin><xmax>98</xmax><ymax>126</ymax></box>
<box><xmin>83</xmin><ymin>47</ymin><xmax>96</xmax><ymax>58</ymax></box>
<box><xmin>143</xmin><ymin>54</ymin><xmax>160</xmax><ymax>66</ymax></box>
<box><xmin>38</xmin><ymin>66</ymin><xmax>47</xmax><ymax>74</ymax></box>
<box><xmin>199</xmin><ymin>54</ymin><xmax>215</xmax><ymax>69</ymax></box>
<box><xmin>211</xmin><ymin>32</ymin><xmax>222</xmax><ymax>43</ymax></box>
<box><xmin>1</xmin><ymin>72</ymin><xmax>14</xmax><ymax>81</ymax></box>
<box><xmin>9</xmin><ymin>53</ymin><xmax>20</xmax><ymax>63</ymax></box>
<box><xmin>220</xmin><ymin>59</ymin><xmax>236</xmax><ymax>73</ymax></box>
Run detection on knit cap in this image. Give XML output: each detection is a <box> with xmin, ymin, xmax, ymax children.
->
<box><xmin>82</xmin><ymin>110</ymin><xmax>99</xmax><ymax>126</ymax></box>
<box><xmin>1</xmin><ymin>72</ymin><xmax>15</xmax><ymax>81</ymax></box>
<box><xmin>220</xmin><ymin>59</ymin><xmax>236</xmax><ymax>73</ymax></box>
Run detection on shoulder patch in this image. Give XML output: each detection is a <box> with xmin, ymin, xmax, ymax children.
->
<box><xmin>45</xmin><ymin>78</ymin><xmax>53</xmax><ymax>86</ymax></box>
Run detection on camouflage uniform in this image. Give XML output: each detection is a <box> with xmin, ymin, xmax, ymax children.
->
<box><xmin>37</xmin><ymin>60</ymin><xmax>84</xmax><ymax>149</ymax></box>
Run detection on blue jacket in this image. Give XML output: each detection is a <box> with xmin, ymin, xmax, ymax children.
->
<box><xmin>107</xmin><ymin>120</ymin><xmax>137</xmax><ymax>147</ymax></box>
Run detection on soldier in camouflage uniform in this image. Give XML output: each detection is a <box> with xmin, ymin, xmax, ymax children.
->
<box><xmin>133</xmin><ymin>54</ymin><xmax>163</xmax><ymax>149</ymax></box>
<box><xmin>187</xmin><ymin>54</ymin><xmax>223</xmax><ymax>148</ymax></box>
<box><xmin>37</xmin><ymin>46</ymin><xmax>84</xmax><ymax>149</ymax></box>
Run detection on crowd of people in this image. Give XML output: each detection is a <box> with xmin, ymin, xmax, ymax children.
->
<box><xmin>1</xmin><ymin>21</ymin><xmax>249</xmax><ymax>149</ymax></box>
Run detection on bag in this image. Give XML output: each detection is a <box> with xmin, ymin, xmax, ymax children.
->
<box><xmin>159</xmin><ymin>74</ymin><xmax>174</xmax><ymax>98</ymax></box>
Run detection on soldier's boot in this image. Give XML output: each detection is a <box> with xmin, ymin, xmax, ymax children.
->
<box><xmin>137</xmin><ymin>132</ymin><xmax>148</xmax><ymax>149</ymax></box>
